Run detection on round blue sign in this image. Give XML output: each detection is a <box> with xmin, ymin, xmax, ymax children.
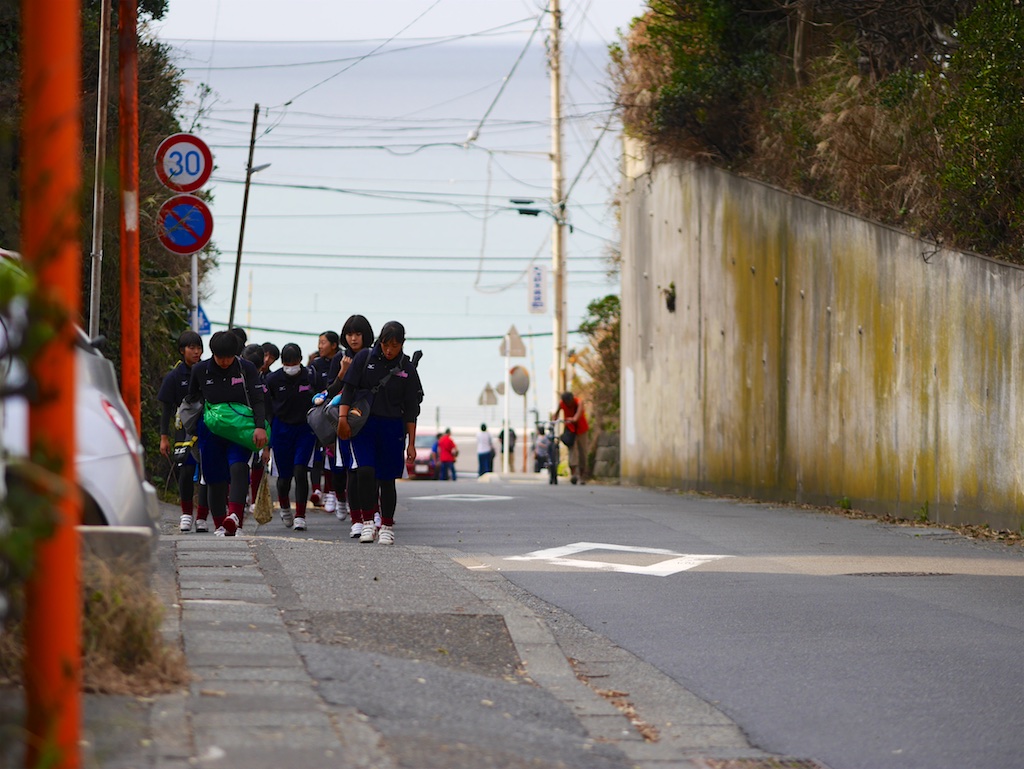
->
<box><xmin>157</xmin><ymin>195</ymin><xmax>213</xmax><ymax>255</ymax></box>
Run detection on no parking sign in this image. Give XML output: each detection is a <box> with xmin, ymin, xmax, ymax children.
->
<box><xmin>157</xmin><ymin>195</ymin><xmax>213</xmax><ymax>255</ymax></box>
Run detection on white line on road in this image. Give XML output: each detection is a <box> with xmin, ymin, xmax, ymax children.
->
<box><xmin>409</xmin><ymin>494</ymin><xmax>515</xmax><ymax>501</ymax></box>
<box><xmin>505</xmin><ymin>542</ymin><xmax>733</xmax><ymax>577</ymax></box>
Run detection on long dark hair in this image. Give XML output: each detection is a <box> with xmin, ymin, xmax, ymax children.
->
<box><xmin>341</xmin><ymin>314</ymin><xmax>374</xmax><ymax>353</ymax></box>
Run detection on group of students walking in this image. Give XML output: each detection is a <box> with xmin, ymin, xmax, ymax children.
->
<box><xmin>158</xmin><ymin>315</ymin><xmax>424</xmax><ymax>544</ymax></box>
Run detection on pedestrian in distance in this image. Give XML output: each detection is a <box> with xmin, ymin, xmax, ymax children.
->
<box><xmin>552</xmin><ymin>390</ymin><xmax>589</xmax><ymax>485</ymax></box>
<box><xmin>438</xmin><ymin>428</ymin><xmax>458</xmax><ymax>480</ymax></box>
<box><xmin>158</xmin><ymin>329</ymin><xmax>210</xmax><ymax>533</ymax></box>
<box><xmin>476</xmin><ymin>423</ymin><xmax>496</xmax><ymax>476</ymax></box>
<box><xmin>533</xmin><ymin>425</ymin><xmax>552</xmax><ymax>474</ymax></box>
<box><xmin>336</xmin><ymin>320</ymin><xmax>423</xmax><ymax>545</ymax></box>
<box><xmin>188</xmin><ymin>330</ymin><xmax>268</xmax><ymax>536</ymax></box>
<box><xmin>266</xmin><ymin>343</ymin><xmax>316</xmax><ymax>531</ymax></box>
<box><xmin>498</xmin><ymin>426</ymin><xmax>516</xmax><ymax>470</ymax></box>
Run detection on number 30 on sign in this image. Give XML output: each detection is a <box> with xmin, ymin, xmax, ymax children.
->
<box><xmin>154</xmin><ymin>133</ymin><xmax>213</xmax><ymax>193</ymax></box>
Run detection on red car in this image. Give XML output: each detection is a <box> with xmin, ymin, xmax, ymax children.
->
<box><xmin>406</xmin><ymin>434</ymin><xmax>439</xmax><ymax>480</ymax></box>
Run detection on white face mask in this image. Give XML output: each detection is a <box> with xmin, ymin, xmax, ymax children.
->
<box><xmin>283</xmin><ymin>364</ymin><xmax>302</xmax><ymax>376</ymax></box>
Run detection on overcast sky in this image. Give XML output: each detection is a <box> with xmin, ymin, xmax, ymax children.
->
<box><xmin>152</xmin><ymin>0</ymin><xmax>648</xmax><ymax>432</ymax></box>
<box><xmin>155</xmin><ymin>0</ymin><xmax>643</xmax><ymax>44</ymax></box>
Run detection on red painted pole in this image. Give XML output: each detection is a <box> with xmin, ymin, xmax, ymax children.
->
<box><xmin>21</xmin><ymin>0</ymin><xmax>82</xmax><ymax>764</ymax></box>
<box><xmin>119</xmin><ymin>0</ymin><xmax>141</xmax><ymax>433</ymax></box>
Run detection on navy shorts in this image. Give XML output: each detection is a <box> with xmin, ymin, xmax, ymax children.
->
<box><xmin>334</xmin><ymin>438</ymin><xmax>354</xmax><ymax>471</ymax></box>
<box><xmin>197</xmin><ymin>419</ymin><xmax>252</xmax><ymax>484</ymax></box>
<box><xmin>271</xmin><ymin>418</ymin><xmax>316</xmax><ymax>477</ymax></box>
<box><xmin>350</xmin><ymin>416</ymin><xmax>406</xmax><ymax>480</ymax></box>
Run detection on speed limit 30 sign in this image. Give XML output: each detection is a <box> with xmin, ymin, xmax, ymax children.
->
<box><xmin>155</xmin><ymin>133</ymin><xmax>213</xmax><ymax>192</ymax></box>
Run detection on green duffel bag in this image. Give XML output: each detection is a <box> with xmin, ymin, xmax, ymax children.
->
<box><xmin>203</xmin><ymin>401</ymin><xmax>270</xmax><ymax>452</ymax></box>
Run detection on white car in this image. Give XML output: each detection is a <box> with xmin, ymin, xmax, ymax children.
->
<box><xmin>0</xmin><ymin>252</ymin><xmax>159</xmax><ymax>531</ymax></box>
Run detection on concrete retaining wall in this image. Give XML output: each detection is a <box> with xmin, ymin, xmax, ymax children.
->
<box><xmin>620</xmin><ymin>145</ymin><xmax>1024</xmax><ymax>531</ymax></box>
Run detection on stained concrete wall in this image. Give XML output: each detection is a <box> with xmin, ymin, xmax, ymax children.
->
<box><xmin>620</xmin><ymin>146</ymin><xmax>1024</xmax><ymax>531</ymax></box>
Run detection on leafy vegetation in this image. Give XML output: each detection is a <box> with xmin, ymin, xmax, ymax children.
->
<box><xmin>1</xmin><ymin>1</ymin><xmax>213</xmax><ymax>636</ymax></box>
<box><xmin>573</xmin><ymin>294</ymin><xmax>621</xmax><ymax>434</ymax></box>
<box><xmin>0</xmin><ymin>554</ymin><xmax>188</xmax><ymax>694</ymax></box>
<box><xmin>1</xmin><ymin>2</ymin><xmax>217</xmax><ymax>485</ymax></box>
<box><xmin>614</xmin><ymin>0</ymin><xmax>1024</xmax><ymax>262</ymax></box>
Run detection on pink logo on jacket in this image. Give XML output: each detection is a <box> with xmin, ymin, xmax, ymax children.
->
<box><xmin>231</xmin><ymin>376</ymin><xmax>245</xmax><ymax>386</ymax></box>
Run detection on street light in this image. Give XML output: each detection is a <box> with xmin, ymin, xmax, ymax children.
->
<box><xmin>510</xmin><ymin>198</ymin><xmax>569</xmax><ymax>403</ymax></box>
<box><xmin>227</xmin><ymin>154</ymin><xmax>271</xmax><ymax>329</ymax></box>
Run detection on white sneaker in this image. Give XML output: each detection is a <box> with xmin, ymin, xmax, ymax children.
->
<box><xmin>373</xmin><ymin>511</ymin><xmax>382</xmax><ymax>529</ymax></box>
<box><xmin>280</xmin><ymin>509</ymin><xmax>294</xmax><ymax>528</ymax></box>
<box><xmin>224</xmin><ymin>512</ymin><xmax>240</xmax><ymax>536</ymax></box>
<box><xmin>214</xmin><ymin>526</ymin><xmax>227</xmax><ymax>537</ymax></box>
<box><xmin>179</xmin><ymin>514</ymin><xmax>194</xmax><ymax>533</ymax></box>
<box><xmin>377</xmin><ymin>525</ymin><xmax>394</xmax><ymax>545</ymax></box>
<box><xmin>309</xmin><ymin>489</ymin><xmax>323</xmax><ymax>507</ymax></box>
<box><xmin>335</xmin><ymin>499</ymin><xmax>349</xmax><ymax>521</ymax></box>
<box><xmin>359</xmin><ymin>523</ymin><xmax>375</xmax><ymax>543</ymax></box>
<box><xmin>349</xmin><ymin>522</ymin><xmax>363</xmax><ymax>539</ymax></box>
<box><xmin>195</xmin><ymin>517</ymin><xmax>209</xmax><ymax>533</ymax></box>
<box><xmin>293</xmin><ymin>516</ymin><xmax>307</xmax><ymax>531</ymax></box>
<box><xmin>324</xmin><ymin>491</ymin><xmax>337</xmax><ymax>513</ymax></box>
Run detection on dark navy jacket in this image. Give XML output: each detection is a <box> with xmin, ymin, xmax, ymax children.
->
<box><xmin>324</xmin><ymin>349</ymin><xmax>351</xmax><ymax>398</ymax></box>
<box><xmin>309</xmin><ymin>355</ymin><xmax>333</xmax><ymax>392</ymax></box>
<box><xmin>157</xmin><ymin>360</ymin><xmax>193</xmax><ymax>435</ymax></box>
<box><xmin>340</xmin><ymin>344</ymin><xmax>423</xmax><ymax>422</ymax></box>
<box><xmin>187</xmin><ymin>356</ymin><xmax>266</xmax><ymax>427</ymax></box>
<box><xmin>265</xmin><ymin>366</ymin><xmax>315</xmax><ymax>425</ymax></box>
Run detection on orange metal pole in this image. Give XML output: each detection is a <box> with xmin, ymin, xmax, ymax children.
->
<box><xmin>119</xmin><ymin>0</ymin><xmax>141</xmax><ymax>432</ymax></box>
<box><xmin>21</xmin><ymin>0</ymin><xmax>82</xmax><ymax>765</ymax></box>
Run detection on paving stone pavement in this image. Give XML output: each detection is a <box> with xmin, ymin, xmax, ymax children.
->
<box><xmin>2</xmin><ymin>503</ymin><xmax>785</xmax><ymax>769</ymax></box>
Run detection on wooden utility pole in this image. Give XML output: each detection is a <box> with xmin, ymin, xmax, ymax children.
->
<box><xmin>229</xmin><ymin>103</ymin><xmax>260</xmax><ymax>329</ymax></box>
<box><xmin>21</xmin><ymin>0</ymin><xmax>83</xmax><ymax>764</ymax></box>
<box><xmin>549</xmin><ymin>0</ymin><xmax>567</xmax><ymax>401</ymax></box>
<box><xmin>119</xmin><ymin>0</ymin><xmax>141</xmax><ymax>432</ymax></box>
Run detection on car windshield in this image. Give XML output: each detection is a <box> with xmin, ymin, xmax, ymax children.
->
<box><xmin>415</xmin><ymin>435</ymin><xmax>435</xmax><ymax>448</ymax></box>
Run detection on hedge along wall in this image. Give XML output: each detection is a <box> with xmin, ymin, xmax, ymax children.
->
<box><xmin>620</xmin><ymin>142</ymin><xmax>1024</xmax><ymax>531</ymax></box>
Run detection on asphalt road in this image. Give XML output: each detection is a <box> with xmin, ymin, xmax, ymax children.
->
<box><xmin>389</xmin><ymin>476</ymin><xmax>1024</xmax><ymax>769</ymax></box>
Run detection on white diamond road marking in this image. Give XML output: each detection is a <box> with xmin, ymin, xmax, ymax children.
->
<box><xmin>408</xmin><ymin>494</ymin><xmax>515</xmax><ymax>502</ymax></box>
<box><xmin>505</xmin><ymin>542</ymin><xmax>733</xmax><ymax>577</ymax></box>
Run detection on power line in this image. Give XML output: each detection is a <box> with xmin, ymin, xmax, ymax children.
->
<box><xmin>231</xmin><ymin>261</ymin><xmax>612</xmax><ymax>275</ymax></box>
<box><xmin>205</xmin><ymin>319</ymin><xmax>593</xmax><ymax>343</ymax></box>
<box><xmin>280</xmin><ymin>0</ymin><xmax>443</xmax><ymax>107</ymax></box>
<box><xmin>239</xmin><ymin>249</ymin><xmax>611</xmax><ymax>261</ymax></box>
<box><xmin>465</xmin><ymin>5</ymin><xmax>548</xmax><ymax>145</ymax></box>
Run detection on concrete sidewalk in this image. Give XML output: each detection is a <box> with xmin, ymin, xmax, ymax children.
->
<box><xmin>4</xmin><ymin>502</ymin><xmax>779</xmax><ymax>769</ymax></box>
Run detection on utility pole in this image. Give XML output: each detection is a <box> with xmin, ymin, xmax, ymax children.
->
<box><xmin>549</xmin><ymin>0</ymin><xmax>567</xmax><ymax>402</ymax></box>
<box><xmin>119</xmin><ymin>0</ymin><xmax>140</xmax><ymax>433</ymax></box>
<box><xmin>88</xmin><ymin>0</ymin><xmax>111</xmax><ymax>339</ymax></box>
<box><xmin>229</xmin><ymin>103</ymin><xmax>259</xmax><ymax>329</ymax></box>
<box><xmin>22</xmin><ymin>0</ymin><xmax>83</xmax><ymax>763</ymax></box>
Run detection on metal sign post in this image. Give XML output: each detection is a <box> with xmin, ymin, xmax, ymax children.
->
<box><xmin>499</xmin><ymin>325</ymin><xmax>526</xmax><ymax>473</ymax></box>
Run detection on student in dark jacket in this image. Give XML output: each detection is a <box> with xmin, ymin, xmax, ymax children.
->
<box><xmin>336</xmin><ymin>320</ymin><xmax>423</xmax><ymax>545</ymax></box>
<box><xmin>307</xmin><ymin>330</ymin><xmax>340</xmax><ymax>511</ymax></box>
<box><xmin>321</xmin><ymin>314</ymin><xmax>374</xmax><ymax>534</ymax></box>
<box><xmin>266</xmin><ymin>343</ymin><xmax>317</xmax><ymax>531</ymax></box>
<box><xmin>241</xmin><ymin>343</ymin><xmax>271</xmax><ymax>511</ymax></box>
<box><xmin>187</xmin><ymin>330</ymin><xmax>267</xmax><ymax>536</ymax></box>
<box><xmin>158</xmin><ymin>330</ymin><xmax>209</xmax><ymax>533</ymax></box>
